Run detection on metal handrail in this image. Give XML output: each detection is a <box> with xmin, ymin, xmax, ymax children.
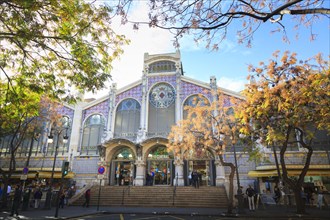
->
<box><xmin>172</xmin><ymin>172</ymin><xmax>178</xmax><ymax>206</ymax></box>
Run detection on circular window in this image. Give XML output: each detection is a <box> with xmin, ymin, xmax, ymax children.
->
<box><xmin>149</xmin><ymin>83</ymin><xmax>175</xmax><ymax>108</ymax></box>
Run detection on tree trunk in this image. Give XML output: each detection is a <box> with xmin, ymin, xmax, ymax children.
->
<box><xmin>279</xmin><ymin>126</ymin><xmax>312</xmax><ymax>214</ymax></box>
<box><xmin>293</xmin><ymin>187</ymin><xmax>305</xmax><ymax>214</ymax></box>
<box><xmin>219</xmin><ymin>155</ymin><xmax>235</xmax><ymax>214</ymax></box>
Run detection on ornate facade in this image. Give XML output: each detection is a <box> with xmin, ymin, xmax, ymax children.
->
<box><xmin>1</xmin><ymin>51</ymin><xmax>329</xmax><ymax>193</ymax></box>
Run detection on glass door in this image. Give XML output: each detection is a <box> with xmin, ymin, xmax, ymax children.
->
<box><xmin>187</xmin><ymin>160</ymin><xmax>210</xmax><ymax>186</ymax></box>
<box><xmin>148</xmin><ymin>160</ymin><xmax>172</xmax><ymax>185</ymax></box>
<box><xmin>113</xmin><ymin>161</ymin><xmax>133</xmax><ymax>186</ymax></box>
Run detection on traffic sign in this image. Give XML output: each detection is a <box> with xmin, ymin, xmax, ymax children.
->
<box><xmin>23</xmin><ymin>167</ymin><xmax>29</xmax><ymax>175</ymax></box>
<box><xmin>20</xmin><ymin>174</ymin><xmax>28</xmax><ymax>180</ymax></box>
<box><xmin>97</xmin><ymin>174</ymin><xmax>105</xmax><ymax>180</ymax></box>
<box><xmin>98</xmin><ymin>166</ymin><xmax>105</xmax><ymax>174</ymax></box>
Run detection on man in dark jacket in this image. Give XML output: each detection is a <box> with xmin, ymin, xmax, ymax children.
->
<box><xmin>82</xmin><ymin>189</ymin><xmax>91</xmax><ymax>207</ymax></box>
<box><xmin>10</xmin><ymin>185</ymin><xmax>22</xmax><ymax>217</ymax></box>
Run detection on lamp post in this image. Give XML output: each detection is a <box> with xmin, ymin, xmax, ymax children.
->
<box><xmin>44</xmin><ymin>127</ymin><xmax>69</xmax><ymax>209</ymax></box>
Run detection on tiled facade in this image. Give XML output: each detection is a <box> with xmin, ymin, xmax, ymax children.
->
<box><xmin>1</xmin><ymin>51</ymin><xmax>329</xmax><ymax>194</ymax></box>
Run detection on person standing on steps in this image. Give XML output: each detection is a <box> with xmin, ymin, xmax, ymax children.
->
<box><xmin>82</xmin><ymin>188</ymin><xmax>91</xmax><ymax>208</ymax></box>
<box><xmin>34</xmin><ymin>188</ymin><xmax>43</xmax><ymax>209</ymax></box>
<box><xmin>246</xmin><ymin>185</ymin><xmax>256</xmax><ymax>211</ymax></box>
<box><xmin>192</xmin><ymin>170</ymin><xmax>199</xmax><ymax>188</ymax></box>
<box><xmin>10</xmin><ymin>184</ymin><xmax>22</xmax><ymax>217</ymax></box>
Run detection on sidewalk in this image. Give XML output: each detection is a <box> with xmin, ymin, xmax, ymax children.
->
<box><xmin>0</xmin><ymin>205</ymin><xmax>329</xmax><ymax>219</ymax></box>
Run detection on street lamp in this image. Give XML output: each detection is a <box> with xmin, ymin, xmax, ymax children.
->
<box><xmin>44</xmin><ymin>127</ymin><xmax>69</xmax><ymax>209</ymax></box>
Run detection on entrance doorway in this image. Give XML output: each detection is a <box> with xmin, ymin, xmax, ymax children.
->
<box><xmin>146</xmin><ymin>145</ymin><xmax>174</xmax><ymax>186</ymax></box>
<box><xmin>147</xmin><ymin>160</ymin><xmax>173</xmax><ymax>185</ymax></box>
<box><xmin>113</xmin><ymin>161</ymin><xmax>134</xmax><ymax>186</ymax></box>
<box><xmin>186</xmin><ymin>159</ymin><xmax>216</xmax><ymax>186</ymax></box>
<box><xmin>109</xmin><ymin>147</ymin><xmax>135</xmax><ymax>186</ymax></box>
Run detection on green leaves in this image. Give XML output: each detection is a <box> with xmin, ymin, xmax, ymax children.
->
<box><xmin>1</xmin><ymin>0</ymin><xmax>128</xmax><ymax>102</ymax></box>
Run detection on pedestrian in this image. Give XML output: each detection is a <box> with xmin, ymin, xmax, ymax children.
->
<box><xmin>317</xmin><ymin>191</ymin><xmax>324</xmax><ymax>209</ymax></box>
<box><xmin>7</xmin><ymin>184</ymin><xmax>11</xmax><ymax>196</ymax></box>
<box><xmin>192</xmin><ymin>170</ymin><xmax>199</xmax><ymax>188</ymax></box>
<box><xmin>188</xmin><ymin>173</ymin><xmax>192</xmax><ymax>186</ymax></box>
<box><xmin>246</xmin><ymin>185</ymin><xmax>256</xmax><ymax>211</ymax></box>
<box><xmin>34</xmin><ymin>188</ymin><xmax>43</xmax><ymax>208</ymax></box>
<box><xmin>59</xmin><ymin>190</ymin><xmax>65</xmax><ymax>208</ymax></box>
<box><xmin>10</xmin><ymin>184</ymin><xmax>22</xmax><ymax>217</ymax></box>
<box><xmin>273</xmin><ymin>186</ymin><xmax>281</xmax><ymax>204</ymax></box>
<box><xmin>82</xmin><ymin>188</ymin><xmax>91</xmax><ymax>207</ymax></box>
<box><xmin>0</xmin><ymin>184</ymin><xmax>3</xmax><ymax>198</ymax></box>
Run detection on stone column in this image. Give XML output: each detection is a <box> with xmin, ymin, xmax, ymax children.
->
<box><xmin>175</xmin><ymin>64</ymin><xmax>182</xmax><ymax>123</ymax></box>
<box><xmin>173</xmin><ymin>159</ymin><xmax>184</xmax><ymax>186</ymax></box>
<box><xmin>134</xmin><ymin>160</ymin><xmax>146</xmax><ymax>186</ymax></box>
<box><xmin>215</xmin><ymin>159</ymin><xmax>226</xmax><ymax>186</ymax></box>
<box><xmin>106</xmin><ymin>83</ymin><xmax>117</xmax><ymax>140</ymax></box>
<box><xmin>140</xmin><ymin>67</ymin><xmax>148</xmax><ymax>131</ymax></box>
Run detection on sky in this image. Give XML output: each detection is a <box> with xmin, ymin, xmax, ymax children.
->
<box><xmin>86</xmin><ymin>1</ymin><xmax>330</xmax><ymax>99</ymax></box>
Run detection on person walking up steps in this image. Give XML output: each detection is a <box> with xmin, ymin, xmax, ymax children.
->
<box><xmin>82</xmin><ymin>188</ymin><xmax>91</xmax><ymax>208</ymax></box>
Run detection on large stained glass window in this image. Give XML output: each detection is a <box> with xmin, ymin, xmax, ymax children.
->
<box><xmin>148</xmin><ymin>83</ymin><xmax>175</xmax><ymax>136</ymax></box>
<box><xmin>114</xmin><ymin>99</ymin><xmax>141</xmax><ymax>139</ymax></box>
<box><xmin>183</xmin><ymin>95</ymin><xmax>210</xmax><ymax>119</ymax></box>
<box><xmin>149</xmin><ymin>83</ymin><xmax>175</xmax><ymax>108</ymax></box>
<box><xmin>81</xmin><ymin>114</ymin><xmax>105</xmax><ymax>155</ymax></box>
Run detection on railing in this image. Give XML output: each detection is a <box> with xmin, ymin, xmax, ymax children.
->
<box><xmin>68</xmin><ymin>183</ymin><xmax>93</xmax><ymax>205</ymax></box>
<box><xmin>121</xmin><ymin>186</ymin><xmax>130</xmax><ymax>205</ymax></box>
<box><xmin>172</xmin><ymin>172</ymin><xmax>178</xmax><ymax>206</ymax></box>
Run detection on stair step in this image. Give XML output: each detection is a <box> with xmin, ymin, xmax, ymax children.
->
<box><xmin>72</xmin><ymin>186</ymin><xmax>228</xmax><ymax>208</ymax></box>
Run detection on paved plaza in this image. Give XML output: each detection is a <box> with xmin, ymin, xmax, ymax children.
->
<box><xmin>0</xmin><ymin>205</ymin><xmax>329</xmax><ymax>219</ymax></box>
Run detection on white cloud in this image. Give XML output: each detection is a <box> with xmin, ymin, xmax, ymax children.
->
<box><xmin>85</xmin><ymin>2</ymin><xmax>175</xmax><ymax>98</ymax></box>
<box><xmin>217</xmin><ymin>76</ymin><xmax>247</xmax><ymax>92</ymax></box>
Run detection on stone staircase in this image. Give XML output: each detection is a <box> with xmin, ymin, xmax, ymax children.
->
<box><xmin>73</xmin><ymin>186</ymin><xmax>228</xmax><ymax>208</ymax></box>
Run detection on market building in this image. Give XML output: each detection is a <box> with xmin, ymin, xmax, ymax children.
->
<box><xmin>1</xmin><ymin>51</ymin><xmax>329</xmax><ymax>195</ymax></box>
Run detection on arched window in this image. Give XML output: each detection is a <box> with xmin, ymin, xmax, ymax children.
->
<box><xmin>183</xmin><ymin>95</ymin><xmax>210</xmax><ymax>119</ymax></box>
<box><xmin>149</xmin><ymin>61</ymin><xmax>176</xmax><ymax>73</ymax></box>
<box><xmin>114</xmin><ymin>99</ymin><xmax>141</xmax><ymax>139</ymax></box>
<box><xmin>148</xmin><ymin>83</ymin><xmax>175</xmax><ymax>136</ymax></box>
<box><xmin>113</xmin><ymin>147</ymin><xmax>134</xmax><ymax>160</ymax></box>
<box><xmin>47</xmin><ymin>116</ymin><xmax>71</xmax><ymax>155</ymax></box>
<box><xmin>147</xmin><ymin>145</ymin><xmax>173</xmax><ymax>159</ymax></box>
<box><xmin>81</xmin><ymin>114</ymin><xmax>105</xmax><ymax>155</ymax></box>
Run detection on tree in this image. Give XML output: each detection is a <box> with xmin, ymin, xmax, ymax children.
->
<box><xmin>0</xmin><ymin>82</ymin><xmax>61</xmax><ymax>207</ymax></box>
<box><xmin>167</xmin><ymin>93</ymin><xmax>245</xmax><ymax>214</ymax></box>
<box><xmin>237</xmin><ymin>51</ymin><xmax>330</xmax><ymax>214</ymax></box>
<box><xmin>1</xmin><ymin>0</ymin><xmax>128</xmax><ymax>102</ymax></box>
<box><xmin>115</xmin><ymin>0</ymin><xmax>329</xmax><ymax>48</ymax></box>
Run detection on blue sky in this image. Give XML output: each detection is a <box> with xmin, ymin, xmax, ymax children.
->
<box><xmin>180</xmin><ymin>16</ymin><xmax>329</xmax><ymax>92</ymax></box>
<box><xmin>86</xmin><ymin>2</ymin><xmax>329</xmax><ymax>98</ymax></box>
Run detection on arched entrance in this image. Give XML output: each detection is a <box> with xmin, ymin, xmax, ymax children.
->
<box><xmin>146</xmin><ymin>145</ymin><xmax>174</xmax><ymax>186</ymax></box>
<box><xmin>185</xmin><ymin>149</ymin><xmax>216</xmax><ymax>186</ymax></box>
<box><xmin>110</xmin><ymin>147</ymin><xmax>135</xmax><ymax>186</ymax></box>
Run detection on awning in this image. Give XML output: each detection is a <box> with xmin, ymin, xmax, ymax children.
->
<box><xmin>38</xmin><ymin>171</ymin><xmax>75</xmax><ymax>179</ymax></box>
<box><xmin>248</xmin><ymin>169</ymin><xmax>330</xmax><ymax>177</ymax></box>
<box><xmin>248</xmin><ymin>170</ymin><xmax>279</xmax><ymax>177</ymax></box>
<box><xmin>8</xmin><ymin>173</ymin><xmax>38</xmax><ymax>179</ymax></box>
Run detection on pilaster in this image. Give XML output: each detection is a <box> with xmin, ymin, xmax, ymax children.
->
<box><xmin>215</xmin><ymin>159</ymin><xmax>226</xmax><ymax>186</ymax></box>
<box><xmin>140</xmin><ymin>67</ymin><xmax>148</xmax><ymax>133</ymax></box>
<box><xmin>175</xmin><ymin>63</ymin><xmax>182</xmax><ymax>123</ymax></box>
<box><xmin>173</xmin><ymin>159</ymin><xmax>185</xmax><ymax>186</ymax></box>
<box><xmin>106</xmin><ymin>83</ymin><xmax>117</xmax><ymax>140</ymax></box>
<box><xmin>134</xmin><ymin>160</ymin><xmax>146</xmax><ymax>186</ymax></box>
